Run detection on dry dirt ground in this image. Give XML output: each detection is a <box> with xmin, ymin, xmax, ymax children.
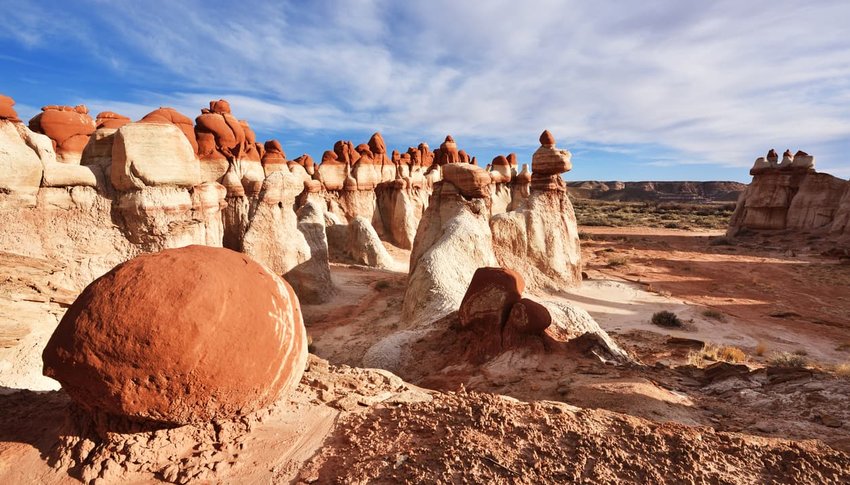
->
<box><xmin>2</xmin><ymin>228</ymin><xmax>850</xmax><ymax>483</ymax></box>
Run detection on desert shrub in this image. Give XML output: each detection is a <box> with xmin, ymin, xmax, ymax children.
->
<box><xmin>834</xmin><ymin>363</ymin><xmax>850</xmax><ymax>377</ymax></box>
<box><xmin>651</xmin><ymin>310</ymin><xmax>683</xmax><ymax>328</ymax></box>
<box><xmin>606</xmin><ymin>255</ymin><xmax>629</xmax><ymax>268</ymax></box>
<box><xmin>578</xmin><ymin>231</ymin><xmax>593</xmax><ymax>241</ymax></box>
<box><xmin>754</xmin><ymin>341</ymin><xmax>767</xmax><ymax>356</ymax></box>
<box><xmin>769</xmin><ymin>352</ymin><xmax>808</xmax><ymax>368</ymax></box>
<box><xmin>702</xmin><ymin>309</ymin><xmax>724</xmax><ymax>320</ymax></box>
<box><xmin>375</xmin><ymin>280</ymin><xmax>392</xmax><ymax>291</ymax></box>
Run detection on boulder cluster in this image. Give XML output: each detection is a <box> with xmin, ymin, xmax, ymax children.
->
<box><xmin>728</xmin><ymin>149</ymin><xmax>850</xmax><ymax>240</ymax></box>
<box><xmin>458</xmin><ymin>267</ymin><xmax>552</xmax><ymax>360</ymax></box>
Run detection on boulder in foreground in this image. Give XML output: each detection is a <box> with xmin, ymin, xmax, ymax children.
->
<box><xmin>42</xmin><ymin>245</ymin><xmax>308</xmax><ymax>425</ymax></box>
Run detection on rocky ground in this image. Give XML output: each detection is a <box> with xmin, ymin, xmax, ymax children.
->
<box><xmin>2</xmin><ymin>227</ymin><xmax>850</xmax><ymax>483</ymax></box>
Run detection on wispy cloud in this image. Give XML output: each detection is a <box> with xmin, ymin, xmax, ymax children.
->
<box><xmin>3</xmin><ymin>0</ymin><xmax>850</xmax><ymax>176</ymax></box>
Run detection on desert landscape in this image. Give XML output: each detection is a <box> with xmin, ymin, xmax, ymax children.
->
<box><xmin>3</xmin><ymin>2</ymin><xmax>850</xmax><ymax>484</ymax></box>
<box><xmin>0</xmin><ymin>92</ymin><xmax>848</xmax><ymax>484</ymax></box>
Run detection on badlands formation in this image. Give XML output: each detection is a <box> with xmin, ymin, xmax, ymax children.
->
<box><xmin>1</xmin><ymin>93</ymin><xmax>849</xmax><ymax>484</ymax></box>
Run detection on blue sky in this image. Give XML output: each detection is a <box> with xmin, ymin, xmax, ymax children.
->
<box><xmin>2</xmin><ymin>0</ymin><xmax>850</xmax><ymax>182</ymax></box>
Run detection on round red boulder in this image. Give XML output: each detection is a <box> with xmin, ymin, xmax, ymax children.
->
<box><xmin>42</xmin><ymin>246</ymin><xmax>308</xmax><ymax>425</ymax></box>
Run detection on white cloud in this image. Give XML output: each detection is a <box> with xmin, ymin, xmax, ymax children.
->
<box><xmin>5</xmin><ymin>0</ymin><xmax>850</xmax><ymax>173</ymax></box>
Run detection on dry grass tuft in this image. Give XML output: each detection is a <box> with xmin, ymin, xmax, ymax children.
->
<box><xmin>754</xmin><ymin>341</ymin><xmax>767</xmax><ymax>357</ymax></box>
<box><xmin>606</xmin><ymin>255</ymin><xmax>630</xmax><ymax>268</ymax></box>
<box><xmin>687</xmin><ymin>343</ymin><xmax>748</xmax><ymax>366</ymax></box>
<box><xmin>768</xmin><ymin>352</ymin><xmax>808</xmax><ymax>368</ymax></box>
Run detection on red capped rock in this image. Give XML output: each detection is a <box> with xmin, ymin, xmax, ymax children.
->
<box><xmin>317</xmin><ymin>149</ymin><xmax>346</xmax><ymax>191</ymax></box>
<box><xmin>95</xmin><ymin>111</ymin><xmax>130</xmax><ymax>130</ymax></box>
<box><xmin>437</xmin><ymin>135</ymin><xmax>460</xmax><ymax>165</ymax></box>
<box><xmin>458</xmin><ymin>267</ymin><xmax>525</xmax><ymax>329</ymax></box>
<box><xmin>0</xmin><ymin>94</ymin><xmax>20</xmax><ymax>122</ymax></box>
<box><xmin>42</xmin><ymin>246</ymin><xmax>308</xmax><ymax>425</ymax></box>
<box><xmin>442</xmin><ymin>163</ymin><xmax>491</xmax><ymax>198</ymax></box>
<box><xmin>506</xmin><ymin>153</ymin><xmax>519</xmax><ymax>168</ymax></box>
<box><xmin>491</xmin><ymin>155</ymin><xmax>512</xmax><ymax>182</ymax></box>
<box><xmin>28</xmin><ymin>105</ymin><xmax>96</xmax><ymax>163</ymax></box>
<box><xmin>539</xmin><ymin>130</ymin><xmax>555</xmax><ymax>146</ymax></box>
<box><xmin>195</xmin><ymin>100</ymin><xmax>246</xmax><ymax>182</ymax></box>
<box><xmin>766</xmin><ymin>149</ymin><xmax>778</xmax><ymax>164</ymax></box>
<box><xmin>140</xmin><ymin>107</ymin><xmax>198</xmax><ymax>153</ymax></box>
<box><xmin>262</xmin><ymin>139</ymin><xmax>288</xmax><ymax>176</ymax></box>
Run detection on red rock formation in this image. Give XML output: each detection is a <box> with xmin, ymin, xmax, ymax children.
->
<box><xmin>95</xmin><ymin>111</ymin><xmax>130</xmax><ymax>130</ymax></box>
<box><xmin>195</xmin><ymin>100</ymin><xmax>246</xmax><ymax>182</ymax></box>
<box><xmin>458</xmin><ymin>267</ymin><xmax>525</xmax><ymax>329</ymax></box>
<box><xmin>262</xmin><ymin>139</ymin><xmax>288</xmax><ymax>176</ymax></box>
<box><xmin>531</xmin><ymin>129</ymin><xmax>572</xmax><ymax>176</ymax></box>
<box><xmin>506</xmin><ymin>153</ymin><xmax>519</xmax><ymax>168</ymax></box>
<box><xmin>442</xmin><ymin>163</ymin><xmax>492</xmax><ymax>198</ymax></box>
<box><xmin>240</xmin><ymin>120</ymin><xmax>262</xmax><ymax>162</ymax></box>
<box><xmin>42</xmin><ymin>246</ymin><xmax>308</xmax><ymax>426</ymax></box>
<box><xmin>539</xmin><ymin>130</ymin><xmax>555</xmax><ymax>146</ymax></box>
<box><xmin>140</xmin><ymin>107</ymin><xmax>198</xmax><ymax>152</ymax></box>
<box><xmin>766</xmin><ymin>149</ymin><xmax>778</xmax><ymax>164</ymax></box>
<box><xmin>317</xmin><ymin>149</ymin><xmax>347</xmax><ymax>191</ymax></box>
<box><xmin>491</xmin><ymin>155</ymin><xmax>511</xmax><ymax>183</ymax></box>
<box><xmin>437</xmin><ymin>136</ymin><xmax>460</xmax><ymax>165</ymax></box>
<box><xmin>334</xmin><ymin>140</ymin><xmax>359</xmax><ymax>166</ymax></box>
<box><xmin>0</xmin><ymin>94</ymin><xmax>20</xmax><ymax>122</ymax></box>
<box><xmin>28</xmin><ymin>105</ymin><xmax>96</xmax><ymax>163</ymax></box>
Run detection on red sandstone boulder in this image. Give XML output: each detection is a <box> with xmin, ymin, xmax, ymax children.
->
<box><xmin>28</xmin><ymin>105</ymin><xmax>96</xmax><ymax>163</ymax></box>
<box><xmin>491</xmin><ymin>155</ymin><xmax>512</xmax><ymax>182</ymax></box>
<box><xmin>42</xmin><ymin>246</ymin><xmax>308</xmax><ymax>425</ymax></box>
<box><xmin>0</xmin><ymin>94</ymin><xmax>20</xmax><ymax>122</ymax></box>
<box><xmin>442</xmin><ymin>163</ymin><xmax>491</xmax><ymax>198</ymax></box>
<box><xmin>140</xmin><ymin>107</ymin><xmax>198</xmax><ymax>153</ymax></box>
<box><xmin>95</xmin><ymin>111</ymin><xmax>130</xmax><ymax>130</ymax></box>
<box><xmin>458</xmin><ymin>267</ymin><xmax>525</xmax><ymax>329</ymax></box>
<box><xmin>501</xmin><ymin>298</ymin><xmax>553</xmax><ymax>350</ymax></box>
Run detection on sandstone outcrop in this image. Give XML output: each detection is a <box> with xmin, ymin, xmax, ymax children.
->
<box><xmin>111</xmin><ymin>123</ymin><xmax>200</xmax><ymax>191</ymax></box>
<box><xmin>42</xmin><ymin>246</ymin><xmax>308</xmax><ymax>425</ymax></box>
<box><xmin>140</xmin><ymin>107</ymin><xmax>198</xmax><ymax>153</ymax></box>
<box><xmin>453</xmin><ymin>266</ymin><xmax>627</xmax><ymax>363</ymax></box>
<box><xmin>402</xmin><ymin>181</ymin><xmax>498</xmax><ymax>327</ymax></box>
<box><xmin>28</xmin><ymin>105</ymin><xmax>96</xmax><ymax>164</ymax></box>
<box><xmin>0</xmin><ymin>119</ymin><xmax>46</xmax><ymax>207</ymax></box>
<box><xmin>458</xmin><ymin>267</ymin><xmax>524</xmax><ymax>329</ymax></box>
<box><xmin>491</xmin><ymin>131</ymin><xmax>582</xmax><ymax>290</ymax></box>
<box><xmin>729</xmin><ymin>149</ymin><xmax>849</xmax><ymax>236</ymax></box>
<box><xmin>195</xmin><ymin>100</ymin><xmax>244</xmax><ymax>183</ymax></box>
<box><xmin>241</xmin><ymin>171</ymin><xmax>332</xmax><ymax>303</ymax></box>
<box><xmin>442</xmin><ymin>163</ymin><xmax>491</xmax><ymax>198</ymax></box>
<box><xmin>262</xmin><ymin>140</ymin><xmax>288</xmax><ymax>176</ymax></box>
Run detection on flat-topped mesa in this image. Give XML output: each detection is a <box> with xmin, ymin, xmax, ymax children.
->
<box><xmin>750</xmin><ymin>148</ymin><xmax>816</xmax><ymax>175</ymax></box>
<box><xmin>28</xmin><ymin>105</ymin><xmax>96</xmax><ymax>164</ymax></box>
<box><xmin>530</xmin><ymin>129</ymin><xmax>572</xmax><ymax>191</ymax></box>
<box><xmin>0</xmin><ymin>94</ymin><xmax>21</xmax><ymax>122</ymax></box>
<box><xmin>262</xmin><ymin>139</ymin><xmax>288</xmax><ymax>176</ymax></box>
